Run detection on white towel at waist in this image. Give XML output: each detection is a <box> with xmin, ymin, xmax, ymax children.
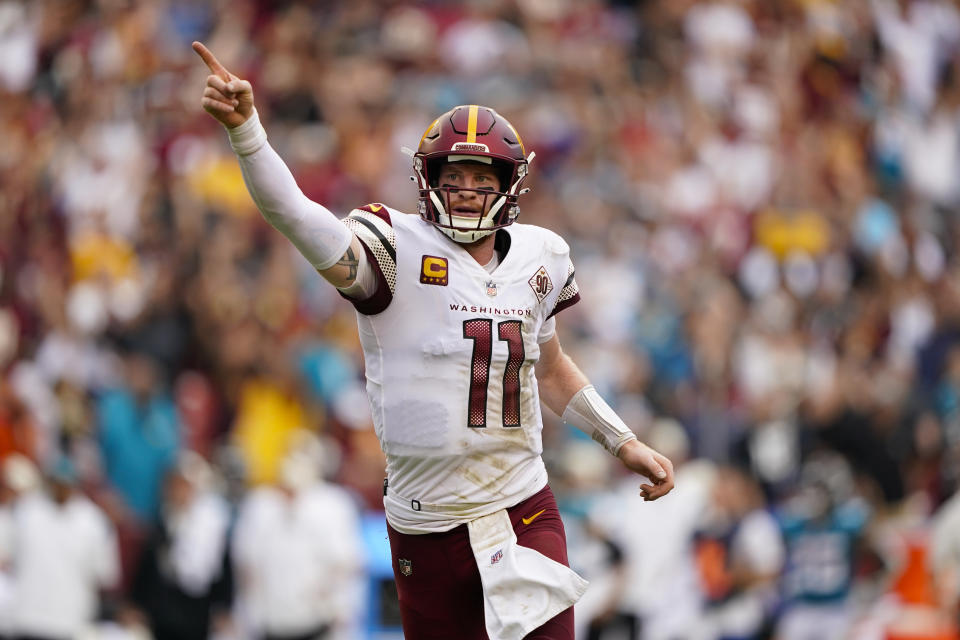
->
<box><xmin>467</xmin><ymin>509</ymin><xmax>589</xmax><ymax>640</ymax></box>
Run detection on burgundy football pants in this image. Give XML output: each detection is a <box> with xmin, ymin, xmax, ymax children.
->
<box><xmin>387</xmin><ymin>484</ymin><xmax>575</xmax><ymax>639</ymax></box>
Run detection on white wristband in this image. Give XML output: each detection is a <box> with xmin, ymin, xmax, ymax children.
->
<box><xmin>227</xmin><ymin>108</ymin><xmax>268</xmax><ymax>156</ymax></box>
<box><xmin>562</xmin><ymin>385</ymin><xmax>638</xmax><ymax>456</ymax></box>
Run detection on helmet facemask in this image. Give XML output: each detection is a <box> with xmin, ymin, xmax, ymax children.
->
<box><xmin>415</xmin><ymin>154</ymin><xmax>527</xmax><ymax>244</ymax></box>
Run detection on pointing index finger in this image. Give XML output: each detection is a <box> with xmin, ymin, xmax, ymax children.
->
<box><xmin>192</xmin><ymin>41</ymin><xmax>230</xmax><ymax>81</ymax></box>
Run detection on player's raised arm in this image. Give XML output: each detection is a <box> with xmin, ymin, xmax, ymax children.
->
<box><xmin>191</xmin><ymin>42</ymin><xmax>371</xmax><ymax>293</ymax></box>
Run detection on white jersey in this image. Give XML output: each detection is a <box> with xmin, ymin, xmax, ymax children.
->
<box><xmin>340</xmin><ymin>205</ymin><xmax>580</xmax><ymax>534</ymax></box>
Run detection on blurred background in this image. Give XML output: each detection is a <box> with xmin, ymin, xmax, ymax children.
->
<box><xmin>2</xmin><ymin>0</ymin><xmax>960</xmax><ymax>639</ymax></box>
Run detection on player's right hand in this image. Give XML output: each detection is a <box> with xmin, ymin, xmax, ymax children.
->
<box><xmin>192</xmin><ymin>41</ymin><xmax>254</xmax><ymax>129</ymax></box>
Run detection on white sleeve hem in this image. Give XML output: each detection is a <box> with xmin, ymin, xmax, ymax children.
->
<box><xmin>335</xmin><ymin>245</ymin><xmax>377</xmax><ymax>298</ymax></box>
<box><xmin>537</xmin><ymin>316</ymin><xmax>557</xmax><ymax>343</ymax></box>
<box><xmin>226</xmin><ymin>109</ymin><xmax>268</xmax><ymax>156</ymax></box>
<box><xmin>313</xmin><ymin>232</ymin><xmax>353</xmax><ymax>271</ymax></box>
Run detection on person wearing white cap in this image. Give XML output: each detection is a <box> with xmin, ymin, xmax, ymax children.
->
<box><xmin>7</xmin><ymin>455</ymin><xmax>120</xmax><ymax>640</ymax></box>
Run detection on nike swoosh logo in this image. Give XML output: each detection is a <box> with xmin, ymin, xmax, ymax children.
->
<box><xmin>522</xmin><ymin>509</ymin><xmax>546</xmax><ymax>525</ymax></box>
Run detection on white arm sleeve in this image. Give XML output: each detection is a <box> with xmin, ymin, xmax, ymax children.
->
<box><xmin>227</xmin><ymin>111</ymin><xmax>356</xmax><ymax>272</ymax></box>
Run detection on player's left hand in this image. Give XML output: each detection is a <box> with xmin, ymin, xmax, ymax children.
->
<box><xmin>617</xmin><ymin>439</ymin><xmax>675</xmax><ymax>501</ymax></box>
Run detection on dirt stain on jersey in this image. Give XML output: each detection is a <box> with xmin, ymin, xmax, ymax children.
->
<box><xmin>481</xmin><ymin>427</ymin><xmax>528</xmax><ymax>444</ymax></box>
<box><xmin>458</xmin><ymin>465</ymin><xmax>509</xmax><ymax>496</ymax></box>
<box><xmin>467</xmin><ymin>452</ymin><xmax>510</xmax><ymax>471</ymax></box>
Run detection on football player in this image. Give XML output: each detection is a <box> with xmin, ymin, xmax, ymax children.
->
<box><xmin>193</xmin><ymin>41</ymin><xmax>674</xmax><ymax>640</ymax></box>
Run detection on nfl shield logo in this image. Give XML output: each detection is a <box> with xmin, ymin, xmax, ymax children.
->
<box><xmin>486</xmin><ymin>281</ymin><xmax>498</xmax><ymax>297</ymax></box>
<box><xmin>399</xmin><ymin>558</ymin><xmax>413</xmax><ymax>577</ymax></box>
<box><xmin>490</xmin><ymin>549</ymin><xmax>503</xmax><ymax>565</ymax></box>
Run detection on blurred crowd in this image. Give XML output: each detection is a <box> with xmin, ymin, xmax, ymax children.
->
<box><xmin>2</xmin><ymin>0</ymin><xmax>960</xmax><ymax>638</ymax></box>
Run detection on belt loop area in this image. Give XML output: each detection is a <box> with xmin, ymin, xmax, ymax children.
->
<box><xmin>411</xmin><ymin>499</ymin><xmax>421</xmax><ymax>511</ymax></box>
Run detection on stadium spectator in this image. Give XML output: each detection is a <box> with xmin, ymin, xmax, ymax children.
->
<box><xmin>0</xmin><ymin>455</ymin><xmax>41</xmax><ymax>640</ymax></box>
<box><xmin>697</xmin><ymin>465</ymin><xmax>785</xmax><ymax>640</ymax></box>
<box><xmin>232</xmin><ymin>430</ymin><xmax>364</xmax><ymax>640</ymax></box>
<box><xmin>776</xmin><ymin>454</ymin><xmax>871</xmax><ymax>640</ymax></box>
<box><xmin>585</xmin><ymin>418</ymin><xmax>713</xmax><ymax>640</ymax></box>
<box><xmin>5</xmin><ymin>456</ymin><xmax>120</xmax><ymax>640</ymax></box>
<box><xmin>97</xmin><ymin>350</ymin><xmax>180</xmax><ymax>524</ymax></box>
<box><xmin>130</xmin><ymin>451</ymin><xmax>232</xmax><ymax>640</ymax></box>
<box><xmin>932</xmin><ymin>488</ymin><xmax>960</xmax><ymax>627</ymax></box>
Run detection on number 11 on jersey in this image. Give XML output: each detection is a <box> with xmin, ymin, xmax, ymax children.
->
<box><xmin>463</xmin><ymin>318</ymin><xmax>525</xmax><ymax>428</ymax></box>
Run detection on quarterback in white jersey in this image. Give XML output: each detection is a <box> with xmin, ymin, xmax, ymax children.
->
<box><xmin>194</xmin><ymin>42</ymin><xmax>674</xmax><ymax>640</ymax></box>
<box><xmin>342</xmin><ymin>203</ymin><xmax>578</xmax><ymax>533</ymax></box>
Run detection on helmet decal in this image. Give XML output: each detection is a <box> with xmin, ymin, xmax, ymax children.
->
<box><xmin>452</xmin><ymin>142</ymin><xmax>489</xmax><ymax>153</ymax></box>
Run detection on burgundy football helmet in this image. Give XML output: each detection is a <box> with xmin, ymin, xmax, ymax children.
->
<box><xmin>413</xmin><ymin>105</ymin><xmax>534</xmax><ymax>243</ymax></box>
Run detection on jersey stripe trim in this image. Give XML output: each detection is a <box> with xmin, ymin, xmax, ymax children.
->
<box><xmin>358</xmin><ymin>203</ymin><xmax>393</xmax><ymax>225</ymax></box>
<box><xmin>353</xmin><ymin>216</ymin><xmax>397</xmax><ymax>263</ymax></box>
<box><xmin>548</xmin><ymin>264</ymin><xmax>579</xmax><ymax>319</ymax></box>
<box><xmin>547</xmin><ymin>291</ymin><xmax>580</xmax><ymax>319</ymax></box>
<box><xmin>343</xmin><ymin>211</ymin><xmax>396</xmax><ymax>278</ymax></box>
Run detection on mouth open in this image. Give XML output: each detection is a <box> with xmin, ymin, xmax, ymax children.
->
<box><xmin>451</xmin><ymin>206</ymin><xmax>482</xmax><ymax>218</ymax></box>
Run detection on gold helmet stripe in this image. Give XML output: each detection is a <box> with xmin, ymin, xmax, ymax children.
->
<box><xmin>504</xmin><ymin>120</ymin><xmax>525</xmax><ymax>155</ymax></box>
<box><xmin>466</xmin><ymin>105</ymin><xmax>479</xmax><ymax>143</ymax></box>
<box><xmin>419</xmin><ymin>117</ymin><xmax>440</xmax><ymax>148</ymax></box>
